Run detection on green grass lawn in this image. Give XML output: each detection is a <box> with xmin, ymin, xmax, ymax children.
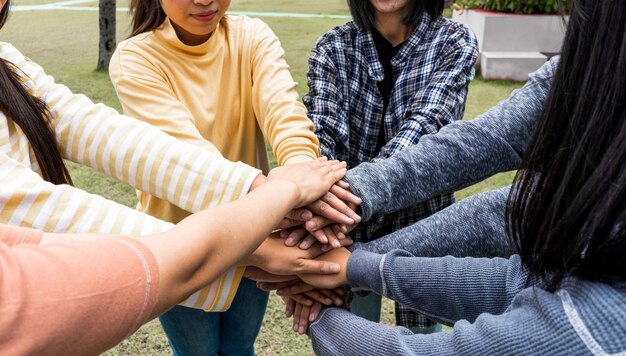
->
<box><xmin>3</xmin><ymin>1</ymin><xmax>523</xmax><ymax>354</ymax></box>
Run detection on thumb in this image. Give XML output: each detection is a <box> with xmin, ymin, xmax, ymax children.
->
<box><xmin>297</xmin><ymin>259</ymin><xmax>341</xmax><ymax>274</ymax></box>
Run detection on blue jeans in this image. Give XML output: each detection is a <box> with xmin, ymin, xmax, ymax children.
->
<box><xmin>159</xmin><ymin>278</ymin><xmax>269</xmax><ymax>356</ymax></box>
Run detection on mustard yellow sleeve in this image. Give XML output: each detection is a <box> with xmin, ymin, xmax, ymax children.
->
<box><xmin>109</xmin><ymin>42</ymin><xmax>219</xmax><ymax>153</ymax></box>
<box><xmin>249</xmin><ymin>20</ymin><xmax>320</xmax><ymax>166</ymax></box>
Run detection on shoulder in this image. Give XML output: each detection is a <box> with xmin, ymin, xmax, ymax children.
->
<box><xmin>225</xmin><ymin>15</ymin><xmax>276</xmax><ymax>40</ymax></box>
<box><xmin>113</xmin><ymin>31</ymin><xmax>156</xmax><ymax>58</ymax></box>
<box><xmin>429</xmin><ymin>17</ymin><xmax>478</xmax><ymax>50</ymax></box>
<box><xmin>314</xmin><ymin>21</ymin><xmax>360</xmax><ymax>51</ymax></box>
<box><xmin>0</xmin><ymin>42</ymin><xmax>27</xmax><ymax>63</ymax></box>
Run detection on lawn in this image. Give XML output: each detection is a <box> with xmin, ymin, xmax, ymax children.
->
<box><xmin>3</xmin><ymin>1</ymin><xmax>523</xmax><ymax>354</ymax></box>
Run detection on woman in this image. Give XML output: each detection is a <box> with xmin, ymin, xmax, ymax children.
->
<box><xmin>107</xmin><ymin>0</ymin><xmax>360</xmax><ymax>353</ymax></box>
<box><xmin>1</xmin><ymin>157</ymin><xmax>347</xmax><ymax>355</ymax></box>
<box><xmin>300</xmin><ymin>0</ymin><xmax>478</xmax><ymax>333</ymax></box>
<box><xmin>0</xmin><ymin>0</ymin><xmax>355</xmax><ymax>349</ymax></box>
<box><xmin>283</xmin><ymin>0</ymin><xmax>626</xmax><ymax>353</ymax></box>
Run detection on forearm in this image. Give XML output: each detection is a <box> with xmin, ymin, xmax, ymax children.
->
<box><xmin>352</xmin><ymin>187</ymin><xmax>512</xmax><ymax>258</ymax></box>
<box><xmin>347</xmin><ymin>250</ymin><xmax>528</xmax><ymax>323</ymax></box>
<box><xmin>138</xmin><ymin>180</ymin><xmax>299</xmax><ymax>314</ymax></box>
<box><xmin>346</xmin><ymin>59</ymin><xmax>556</xmax><ymax>219</ymax></box>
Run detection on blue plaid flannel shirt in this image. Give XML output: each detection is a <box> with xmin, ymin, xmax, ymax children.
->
<box><xmin>304</xmin><ymin>14</ymin><xmax>479</xmax><ymax>242</ymax></box>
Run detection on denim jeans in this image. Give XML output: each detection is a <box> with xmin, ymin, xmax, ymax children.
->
<box><xmin>159</xmin><ymin>278</ymin><xmax>269</xmax><ymax>356</ymax></box>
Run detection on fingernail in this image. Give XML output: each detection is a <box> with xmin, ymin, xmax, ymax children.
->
<box><xmin>332</xmin><ymin>240</ymin><xmax>341</xmax><ymax>248</ymax></box>
<box><xmin>353</xmin><ymin>212</ymin><xmax>361</xmax><ymax>221</ymax></box>
<box><xmin>310</xmin><ymin>313</ymin><xmax>317</xmax><ymax>322</ymax></box>
<box><xmin>280</xmin><ymin>230</ymin><xmax>289</xmax><ymax>238</ymax></box>
<box><xmin>321</xmin><ymin>234</ymin><xmax>328</xmax><ymax>244</ymax></box>
<box><xmin>321</xmin><ymin>245</ymin><xmax>331</xmax><ymax>252</ymax></box>
<box><xmin>329</xmin><ymin>263</ymin><xmax>340</xmax><ymax>273</ymax></box>
<box><xmin>277</xmin><ymin>289</ymin><xmax>285</xmax><ymax>296</ymax></box>
<box><xmin>258</xmin><ymin>283</ymin><xmax>265</xmax><ymax>290</ymax></box>
<box><xmin>293</xmin><ymin>324</ymin><xmax>298</xmax><ymax>332</ymax></box>
<box><xmin>337</xmin><ymin>232</ymin><xmax>345</xmax><ymax>239</ymax></box>
<box><xmin>299</xmin><ymin>326</ymin><xmax>305</xmax><ymax>334</ymax></box>
<box><xmin>324</xmin><ymin>298</ymin><xmax>332</xmax><ymax>304</ymax></box>
<box><xmin>306</xmin><ymin>300</ymin><xmax>313</xmax><ymax>306</ymax></box>
<box><xmin>300</xmin><ymin>241</ymin><xmax>311</xmax><ymax>249</ymax></box>
<box><xmin>335</xmin><ymin>299</ymin><xmax>343</xmax><ymax>306</ymax></box>
<box><xmin>302</xmin><ymin>211</ymin><xmax>311</xmax><ymax>220</ymax></box>
<box><xmin>306</xmin><ymin>221</ymin><xmax>317</xmax><ymax>231</ymax></box>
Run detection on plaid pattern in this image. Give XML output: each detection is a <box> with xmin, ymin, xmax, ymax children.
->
<box><xmin>304</xmin><ymin>14</ymin><xmax>478</xmax><ymax>242</ymax></box>
<box><xmin>305</xmin><ymin>15</ymin><xmax>478</xmax><ymax>328</ymax></box>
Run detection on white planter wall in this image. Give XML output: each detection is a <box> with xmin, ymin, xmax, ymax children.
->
<box><xmin>453</xmin><ymin>9</ymin><xmax>567</xmax><ymax>81</ymax></box>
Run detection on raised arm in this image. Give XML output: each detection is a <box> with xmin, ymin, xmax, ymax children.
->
<box><xmin>345</xmin><ymin>57</ymin><xmax>559</xmax><ymax>219</ymax></box>
<box><xmin>249</xmin><ymin>19</ymin><xmax>319</xmax><ymax>165</ymax></box>
<box><xmin>353</xmin><ymin>186</ymin><xmax>512</xmax><ymax>258</ymax></box>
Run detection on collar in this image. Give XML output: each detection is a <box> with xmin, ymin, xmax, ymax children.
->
<box><xmin>154</xmin><ymin>17</ymin><xmax>224</xmax><ymax>56</ymax></box>
<box><xmin>360</xmin><ymin>13</ymin><xmax>433</xmax><ymax>81</ymax></box>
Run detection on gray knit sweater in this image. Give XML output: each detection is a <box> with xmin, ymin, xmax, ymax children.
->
<box><xmin>310</xmin><ymin>250</ymin><xmax>626</xmax><ymax>355</ymax></box>
<box><xmin>344</xmin><ymin>57</ymin><xmax>558</xmax><ymax>221</ymax></box>
<box><xmin>309</xmin><ymin>58</ymin><xmax>626</xmax><ymax>354</ymax></box>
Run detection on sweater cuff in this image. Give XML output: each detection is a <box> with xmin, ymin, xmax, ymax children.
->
<box><xmin>344</xmin><ymin>170</ymin><xmax>374</xmax><ymax>220</ymax></box>
<box><xmin>346</xmin><ymin>250</ymin><xmax>384</xmax><ymax>293</ymax></box>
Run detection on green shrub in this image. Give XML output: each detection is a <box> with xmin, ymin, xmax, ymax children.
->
<box><xmin>455</xmin><ymin>0</ymin><xmax>568</xmax><ymax>14</ymax></box>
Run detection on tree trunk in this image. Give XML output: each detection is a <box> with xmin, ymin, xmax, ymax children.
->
<box><xmin>97</xmin><ymin>0</ymin><xmax>116</xmax><ymax>71</ymax></box>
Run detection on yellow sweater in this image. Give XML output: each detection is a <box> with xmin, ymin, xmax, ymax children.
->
<box><xmin>110</xmin><ymin>16</ymin><xmax>319</xmax><ymax>223</ymax></box>
<box><xmin>0</xmin><ymin>42</ymin><xmax>261</xmax><ymax>311</ymax></box>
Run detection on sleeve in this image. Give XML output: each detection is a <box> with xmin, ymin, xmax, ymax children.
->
<box><xmin>346</xmin><ymin>250</ymin><xmax>529</xmax><ymax>324</ymax></box>
<box><xmin>345</xmin><ymin>57</ymin><xmax>559</xmax><ymax>220</ymax></box>
<box><xmin>4</xmin><ymin>43</ymin><xmax>261</xmax><ymax>215</ymax></box>
<box><xmin>0</xmin><ymin>237</ymin><xmax>159</xmax><ymax>355</ymax></box>
<box><xmin>0</xmin><ymin>151</ymin><xmax>243</xmax><ymax>312</ymax></box>
<box><xmin>303</xmin><ymin>37</ymin><xmax>348</xmax><ymax>161</ymax></box>
<box><xmin>351</xmin><ymin>186</ymin><xmax>512</xmax><ymax>259</ymax></box>
<box><xmin>375</xmin><ymin>25</ymin><xmax>479</xmax><ymax>160</ymax></box>
<box><xmin>0</xmin><ymin>224</ymin><xmax>43</xmax><ymax>246</ymax></box>
<box><xmin>108</xmin><ymin>43</ymin><xmax>221</xmax><ymax>153</ymax></box>
<box><xmin>250</xmin><ymin>20</ymin><xmax>319</xmax><ymax>165</ymax></box>
<box><xmin>2</xmin><ymin>44</ymin><xmax>260</xmax><ymax>312</ymax></box>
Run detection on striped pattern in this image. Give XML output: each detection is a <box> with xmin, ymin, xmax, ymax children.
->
<box><xmin>0</xmin><ymin>42</ymin><xmax>260</xmax><ymax>311</ymax></box>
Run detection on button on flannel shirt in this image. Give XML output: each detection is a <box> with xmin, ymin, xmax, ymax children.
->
<box><xmin>304</xmin><ymin>14</ymin><xmax>479</xmax><ymax>243</ymax></box>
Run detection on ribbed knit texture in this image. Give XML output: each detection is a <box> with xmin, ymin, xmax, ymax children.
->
<box><xmin>344</xmin><ymin>57</ymin><xmax>559</xmax><ymax>220</ymax></box>
<box><xmin>311</xmin><ymin>251</ymin><xmax>626</xmax><ymax>355</ymax></box>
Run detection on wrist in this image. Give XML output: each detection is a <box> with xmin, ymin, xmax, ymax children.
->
<box><xmin>248</xmin><ymin>173</ymin><xmax>268</xmax><ymax>192</ymax></box>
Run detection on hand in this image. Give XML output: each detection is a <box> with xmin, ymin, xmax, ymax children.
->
<box><xmin>258</xmin><ymin>279</ymin><xmax>345</xmax><ymax>307</ymax></box>
<box><xmin>299</xmin><ymin>248</ymin><xmax>351</xmax><ymax>289</ymax></box>
<box><xmin>292</xmin><ymin>301</ymin><xmax>324</xmax><ymax>335</ymax></box>
<box><xmin>267</xmin><ymin>157</ymin><xmax>347</xmax><ymax>207</ymax></box>
<box><xmin>243</xmin><ymin>234</ymin><xmax>352</xmax><ymax>276</ymax></box>
<box><xmin>243</xmin><ymin>267</ymin><xmax>296</xmax><ymax>283</ymax></box>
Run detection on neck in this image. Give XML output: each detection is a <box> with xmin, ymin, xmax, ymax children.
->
<box><xmin>374</xmin><ymin>13</ymin><xmax>414</xmax><ymax>47</ymax></box>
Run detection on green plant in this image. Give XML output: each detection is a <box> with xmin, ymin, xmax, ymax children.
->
<box><xmin>455</xmin><ymin>0</ymin><xmax>568</xmax><ymax>14</ymax></box>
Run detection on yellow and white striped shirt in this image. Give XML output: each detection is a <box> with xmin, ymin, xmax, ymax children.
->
<box><xmin>0</xmin><ymin>42</ymin><xmax>261</xmax><ymax>311</ymax></box>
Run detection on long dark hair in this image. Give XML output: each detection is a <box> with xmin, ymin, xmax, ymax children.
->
<box><xmin>506</xmin><ymin>0</ymin><xmax>625</xmax><ymax>291</ymax></box>
<box><xmin>0</xmin><ymin>1</ymin><xmax>72</xmax><ymax>185</ymax></box>
<box><xmin>129</xmin><ymin>0</ymin><xmax>227</xmax><ymax>38</ymax></box>
<box><xmin>347</xmin><ymin>0</ymin><xmax>445</xmax><ymax>30</ymax></box>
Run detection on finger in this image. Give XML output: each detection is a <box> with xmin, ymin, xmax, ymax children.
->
<box><xmin>290</xmin><ymin>293</ymin><xmax>314</xmax><ymax>307</ymax></box>
<box><xmin>319</xmin><ymin>289</ymin><xmax>344</xmax><ymax>306</ymax></box>
<box><xmin>304</xmin><ymin>215</ymin><xmax>333</xmax><ymax>233</ymax></box>
<box><xmin>309</xmin><ymin>302</ymin><xmax>324</xmax><ymax>322</ymax></box>
<box><xmin>293</xmin><ymin>302</ymin><xmax>303</xmax><ymax>332</ymax></box>
<box><xmin>330</xmin><ymin>183</ymin><xmax>362</xmax><ymax>206</ymax></box>
<box><xmin>284</xmin><ymin>227</ymin><xmax>309</xmax><ymax>246</ymax></box>
<box><xmin>283</xmin><ymin>296</ymin><xmax>295</xmax><ymax>318</ymax></box>
<box><xmin>277</xmin><ymin>280</ymin><xmax>316</xmax><ymax>296</ymax></box>
<box><xmin>295</xmin><ymin>259</ymin><xmax>341</xmax><ymax>275</ymax></box>
<box><xmin>324</xmin><ymin>226</ymin><xmax>342</xmax><ymax>249</ymax></box>
<box><xmin>331</xmin><ymin>224</ymin><xmax>346</xmax><ymax>239</ymax></box>
<box><xmin>306</xmin><ymin>199</ymin><xmax>355</xmax><ymax>225</ymax></box>
<box><xmin>298</xmin><ymin>234</ymin><xmax>319</xmax><ymax>250</ymax></box>
<box><xmin>303</xmin><ymin>289</ymin><xmax>334</xmax><ymax>305</ymax></box>
<box><xmin>257</xmin><ymin>279</ymin><xmax>300</xmax><ymax>291</ymax></box>
<box><xmin>298</xmin><ymin>304</ymin><xmax>312</xmax><ymax>334</ymax></box>
<box><xmin>336</xmin><ymin>180</ymin><xmax>350</xmax><ymax>189</ymax></box>
<box><xmin>322</xmin><ymin>191</ymin><xmax>359</xmax><ymax>223</ymax></box>
<box><xmin>281</xmin><ymin>208</ymin><xmax>313</xmax><ymax>225</ymax></box>
<box><xmin>276</xmin><ymin>218</ymin><xmax>302</xmax><ymax>230</ymax></box>
<box><xmin>307</xmin><ymin>224</ymin><xmax>329</xmax><ymax>244</ymax></box>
